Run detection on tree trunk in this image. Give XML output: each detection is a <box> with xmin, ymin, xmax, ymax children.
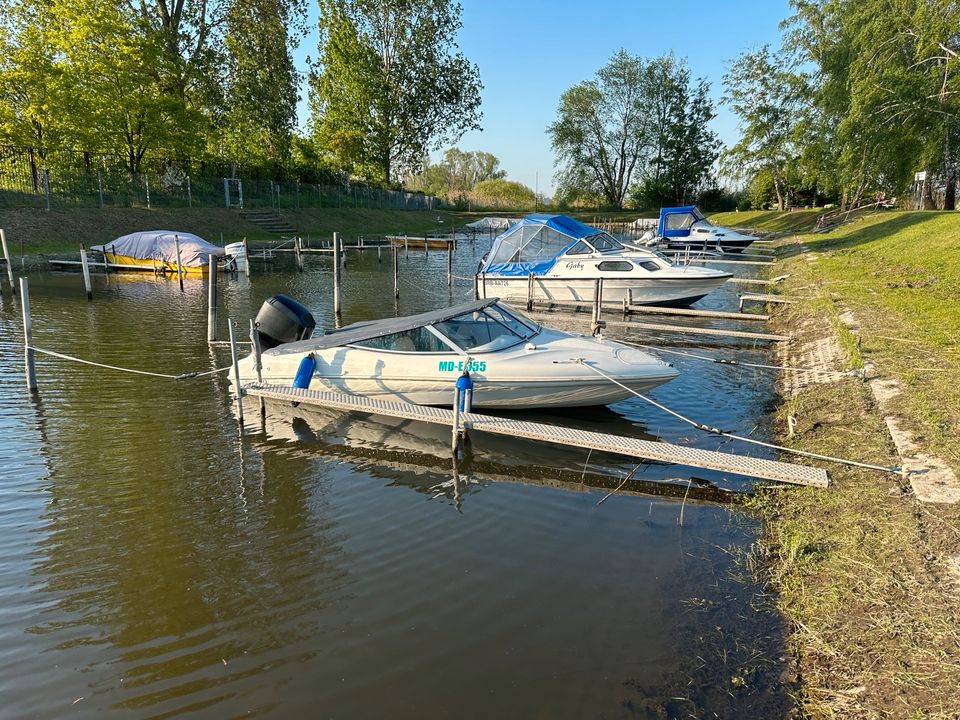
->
<box><xmin>945</xmin><ymin>174</ymin><xmax>957</xmax><ymax>211</ymax></box>
<box><xmin>773</xmin><ymin>173</ymin><xmax>785</xmax><ymax>211</ymax></box>
<box><xmin>921</xmin><ymin>172</ymin><xmax>935</xmax><ymax>210</ymax></box>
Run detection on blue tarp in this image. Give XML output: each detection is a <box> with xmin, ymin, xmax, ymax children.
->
<box><xmin>480</xmin><ymin>214</ymin><xmax>602</xmax><ymax>275</ymax></box>
<box><xmin>657</xmin><ymin>206</ymin><xmax>705</xmax><ymax>237</ymax></box>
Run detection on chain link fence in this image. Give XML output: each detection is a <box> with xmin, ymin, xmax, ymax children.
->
<box><xmin>0</xmin><ymin>145</ymin><xmax>438</xmax><ymax>211</ymax></box>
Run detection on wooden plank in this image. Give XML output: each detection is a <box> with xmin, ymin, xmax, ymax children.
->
<box><xmin>243</xmin><ymin>384</ymin><xmax>828</xmax><ymax>487</ymax></box>
<box><xmin>739</xmin><ymin>293</ymin><xmax>795</xmax><ymax>304</ymax></box>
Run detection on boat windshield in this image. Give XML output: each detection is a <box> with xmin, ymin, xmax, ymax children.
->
<box><xmin>433</xmin><ymin>305</ymin><xmax>538</xmax><ymax>353</ymax></box>
<box><xmin>585</xmin><ymin>233</ymin><xmax>624</xmax><ymax>252</ymax></box>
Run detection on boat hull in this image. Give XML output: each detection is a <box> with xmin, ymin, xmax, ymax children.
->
<box><xmin>101</xmin><ymin>252</ymin><xmax>211</xmax><ymax>275</ymax></box>
<box><xmin>477</xmin><ymin>274</ymin><xmax>729</xmax><ymax>306</ymax></box>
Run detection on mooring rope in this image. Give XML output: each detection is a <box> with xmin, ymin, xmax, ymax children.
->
<box><xmin>615</xmin><ymin>338</ymin><xmax>856</xmax><ymax>378</ymax></box>
<box><xmin>27</xmin><ymin>346</ymin><xmax>233</xmax><ymax>381</ymax></box>
<box><xmin>575</xmin><ymin>359</ymin><xmax>900</xmax><ymax>474</ymax></box>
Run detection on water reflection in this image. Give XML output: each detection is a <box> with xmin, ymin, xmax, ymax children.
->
<box><xmin>0</xmin><ymin>247</ymin><xmax>793</xmax><ymax>718</ymax></box>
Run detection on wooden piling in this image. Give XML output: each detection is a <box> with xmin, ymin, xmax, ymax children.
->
<box><xmin>447</xmin><ymin>241</ymin><xmax>453</xmax><ymax>287</ymax></box>
<box><xmin>242</xmin><ymin>237</ymin><xmax>251</xmax><ymax>278</ymax></box>
<box><xmin>207</xmin><ymin>254</ymin><xmax>218</xmax><ymax>342</ymax></box>
<box><xmin>1</xmin><ymin>228</ymin><xmax>14</xmax><ymax>294</ymax></box>
<box><xmin>228</xmin><ymin>320</ymin><xmax>244</xmax><ymax>433</ymax></box>
<box><xmin>79</xmin><ymin>243</ymin><xmax>93</xmax><ymax>300</ymax></box>
<box><xmin>173</xmin><ymin>233</ymin><xmax>184</xmax><ymax>291</ymax></box>
<box><xmin>333</xmin><ymin>232</ymin><xmax>342</xmax><ymax>316</ymax></box>
<box><xmin>295</xmin><ymin>235</ymin><xmax>303</xmax><ymax>272</ymax></box>
<box><xmin>392</xmin><ymin>244</ymin><xmax>399</xmax><ymax>299</ymax></box>
<box><xmin>249</xmin><ymin>318</ymin><xmax>266</xmax><ymax>419</ymax></box>
<box><xmin>377</xmin><ymin>243</ymin><xmax>382</xmax><ymax>263</ymax></box>
<box><xmin>526</xmin><ymin>272</ymin><xmax>534</xmax><ymax>311</ymax></box>
<box><xmin>20</xmin><ymin>277</ymin><xmax>37</xmax><ymax>392</ymax></box>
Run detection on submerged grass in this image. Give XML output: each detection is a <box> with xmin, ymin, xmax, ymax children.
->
<box><xmin>744</xmin><ymin>212</ymin><xmax>960</xmax><ymax>717</ymax></box>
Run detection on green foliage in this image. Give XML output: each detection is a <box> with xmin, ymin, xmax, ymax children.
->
<box><xmin>471</xmin><ymin>178</ymin><xmax>535</xmax><ymax>209</ymax></box>
<box><xmin>406</xmin><ymin>147</ymin><xmax>505</xmax><ymax>197</ymax></box>
<box><xmin>309</xmin><ymin>0</ymin><xmax>482</xmax><ymax>186</ymax></box>
<box><xmin>550</xmin><ymin>50</ymin><xmax>720</xmax><ymax>211</ymax></box>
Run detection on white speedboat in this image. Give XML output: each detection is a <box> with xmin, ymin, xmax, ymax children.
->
<box><xmin>476</xmin><ymin>214</ymin><xmax>730</xmax><ymax>306</ymax></box>
<box><xmin>636</xmin><ymin>206</ymin><xmax>760</xmax><ymax>254</ymax></box>
<box><xmin>237</xmin><ymin>296</ymin><xmax>678</xmax><ymax>409</ymax></box>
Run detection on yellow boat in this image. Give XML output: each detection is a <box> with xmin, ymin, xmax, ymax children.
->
<box><xmin>93</xmin><ymin>230</ymin><xmax>225</xmax><ymax>275</ymax></box>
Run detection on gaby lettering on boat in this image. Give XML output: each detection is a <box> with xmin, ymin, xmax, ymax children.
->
<box><xmin>564</xmin><ymin>261</ymin><xmax>584</xmax><ymax>270</ymax></box>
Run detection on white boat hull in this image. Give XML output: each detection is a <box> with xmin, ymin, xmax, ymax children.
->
<box><xmin>238</xmin><ymin>327</ymin><xmax>678</xmax><ymax>409</ymax></box>
<box><xmin>478</xmin><ymin>274</ymin><xmax>728</xmax><ymax>306</ymax></box>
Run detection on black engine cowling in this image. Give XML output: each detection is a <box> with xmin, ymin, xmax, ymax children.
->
<box><xmin>254</xmin><ymin>295</ymin><xmax>316</xmax><ymax>349</ymax></box>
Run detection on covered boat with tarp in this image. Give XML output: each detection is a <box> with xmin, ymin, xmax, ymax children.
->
<box><xmin>476</xmin><ymin>214</ymin><xmax>729</xmax><ymax>306</ymax></box>
<box><xmin>92</xmin><ymin>230</ymin><xmax>225</xmax><ymax>275</ymax></box>
<box><xmin>236</xmin><ymin>295</ymin><xmax>678</xmax><ymax>409</ymax></box>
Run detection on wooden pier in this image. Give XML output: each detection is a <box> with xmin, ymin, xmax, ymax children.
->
<box><xmin>242</xmin><ymin>383</ymin><xmax>829</xmax><ymax>487</ymax></box>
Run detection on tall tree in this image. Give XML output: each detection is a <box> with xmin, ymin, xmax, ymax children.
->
<box><xmin>309</xmin><ymin>0</ymin><xmax>482</xmax><ymax>185</ymax></box>
<box><xmin>548</xmin><ymin>49</ymin><xmax>649</xmax><ymax>210</ymax></box>
<box><xmin>722</xmin><ymin>45</ymin><xmax>800</xmax><ymax>210</ymax></box>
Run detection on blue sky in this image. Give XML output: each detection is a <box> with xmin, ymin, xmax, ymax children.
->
<box><xmin>293</xmin><ymin>0</ymin><xmax>792</xmax><ymax>194</ymax></box>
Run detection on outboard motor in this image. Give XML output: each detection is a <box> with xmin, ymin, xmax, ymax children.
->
<box><xmin>254</xmin><ymin>295</ymin><xmax>316</xmax><ymax>350</ymax></box>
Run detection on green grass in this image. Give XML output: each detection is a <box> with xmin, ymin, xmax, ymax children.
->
<box><xmin>746</xmin><ymin>213</ymin><xmax>960</xmax><ymax>717</ymax></box>
<box><xmin>710</xmin><ymin>208</ymin><xmax>823</xmax><ymax>234</ymax></box>
<box><xmin>0</xmin><ymin>207</ymin><xmax>486</xmax><ymax>255</ymax></box>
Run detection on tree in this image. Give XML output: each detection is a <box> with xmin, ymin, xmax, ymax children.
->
<box><xmin>722</xmin><ymin>45</ymin><xmax>800</xmax><ymax>210</ymax></box>
<box><xmin>548</xmin><ymin>50</ymin><xmax>649</xmax><ymax>210</ymax></box>
<box><xmin>309</xmin><ymin>0</ymin><xmax>482</xmax><ymax>185</ymax></box>
<box><xmin>471</xmin><ymin>178</ymin><xmax>535</xmax><ymax>209</ymax></box>
<box><xmin>406</xmin><ymin>147</ymin><xmax>505</xmax><ymax>197</ymax></box>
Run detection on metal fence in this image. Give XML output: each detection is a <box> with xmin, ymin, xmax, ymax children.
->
<box><xmin>0</xmin><ymin>146</ymin><xmax>438</xmax><ymax>211</ymax></box>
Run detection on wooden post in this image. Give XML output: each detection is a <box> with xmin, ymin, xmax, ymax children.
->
<box><xmin>173</xmin><ymin>233</ymin><xmax>184</xmax><ymax>291</ymax></box>
<box><xmin>447</xmin><ymin>240</ymin><xmax>453</xmax><ymax>288</ymax></box>
<box><xmin>97</xmin><ymin>172</ymin><xmax>104</xmax><ymax>208</ymax></box>
<box><xmin>249</xmin><ymin>318</ymin><xmax>266</xmax><ymax>419</ymax></box>
<box><xmin>473</xmin><ymin>272</ymin><xmax>479</xmax><ymax>301</ymax></box>
<box><xmin>0</xmin><ymin>229</ymin><xmax>14</xmax><ymax>293</ymax></box>
<box><xmin>404</xmin><ymin>234</ymin><xmax>408</xmax><ymax>258</ymax></box>
<box><xmin>451</xmin><ymin>384</ymin><xmax>461</xmax><ymax>453</ymax></box>
<box><xmin>393</xmin><ymin>244</ymin><xmax>399</xmax><ymax>299</ymax></box>
<box><xmin>295</xmin><ymin>234</ymin><xmax>303</xmax><ymax>272</ymax></box>
<box><xmin>481</xmin><ymin>272</ymin><xmax>487</xmax><ymax>299</ymax></box>
<box><xmin>333</xmin><ymin>231</ymin><xmax>342</xmax><ymax>316</ymax></box>
<box><xmin>228</xmin><ymin>320</ymin><xmax>244</xmax><ymax>433</ymax></box>
<box><xmin>241</xmin><ymin>237</ymin><xmax>251</xmax><ymax>278</ymax></box>
<box><xmin>20</xmin><ymin>277</ymin><xmax>37</xmax><ymax>392</ymax></box>
<box><xmin>377</xmin><ymin>243</ymin><xmax>382</xmax><ymax>263</ymax></box>
<box><xmin>207</xmin><ymin>254</ymin><xmax>218</xmax><ymax>342</ymax></box>
<box><xmin>79</xmin><ymin>243</ymin><xmax>92</xmax><ymax>300</ymax></box>
<box><xmin>526</xmin><ymin>272</ymin><xmax>534</xmax><ymax>311</ymax></box>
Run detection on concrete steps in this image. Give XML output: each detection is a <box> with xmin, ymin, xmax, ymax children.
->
<box><xmin>239</xmin><ymin>210</ymin><xmax>296</xmax><ymax>235</ymax></box>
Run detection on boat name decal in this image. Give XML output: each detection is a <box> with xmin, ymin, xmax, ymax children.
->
<box><xmin>438</xmin><ymin>360</ymin><xmax>486</xmax><ymax>372</ymax></box>
<box><xmin>564</xmin><ymin>262</ymin><xmax>584</xmax><ymax>270</ymax></box>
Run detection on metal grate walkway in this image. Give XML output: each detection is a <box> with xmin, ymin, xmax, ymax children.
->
<box><xmin>243</xmin><ymin>384</ymin><xmax>829</xmax><ymax>487</ymax></box>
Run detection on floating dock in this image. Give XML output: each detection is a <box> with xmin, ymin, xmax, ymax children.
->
<box><xmin>242</xmin><ymin>383</ymin><xmax>829</xmax><ymax>487</ymax></box>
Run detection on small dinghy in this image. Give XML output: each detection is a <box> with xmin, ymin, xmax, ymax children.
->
<box><xmin>237</xmin><ymin>296</ymin><xmax>678</xmax><ymax>409</ymax></box>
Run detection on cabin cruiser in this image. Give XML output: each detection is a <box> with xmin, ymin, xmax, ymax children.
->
<box><xmin>635</xmin><ymin>206</ymin><xmax>760</xmax><ymax>254</ymax></box>
<box><xmin>476</xmin><ymin>214</ymin><xmax>730</xmax><ymax>306</ymax></box>
<box><xmin>236</xmin><ymin>296</ymin><xmax>678</xmax><ymax>409</ymax></box>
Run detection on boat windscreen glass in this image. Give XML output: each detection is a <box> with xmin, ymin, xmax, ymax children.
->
<box><xmin>495</xmin><ymin>303</ymin><xmax>541</xmax><ymax>334</ymax></box>
<box><xmin>432</xmin><ymin>308</ymin><xmax>534</xmax><ymax>352</ymax></box>
<box><xmin>585</xmin><ymin>233</ymin><xmax>624</xmax><ymax>252</ymax></box>
<box><xmin>351</xmin><ymin>326</ymin><xmax>450</xmax><ymax>353</ymax></box>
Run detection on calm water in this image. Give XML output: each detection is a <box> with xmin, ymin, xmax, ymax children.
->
<box><xmin>0</xmin><ymin>241</ymin><xmax>793</xmax><ymax>718</ymax></box>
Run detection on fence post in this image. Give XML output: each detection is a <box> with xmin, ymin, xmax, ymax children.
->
<box><xmin>80</xmin><ymin>243</ymin><xmax>93</xmax><ymax>300</ymax></box>
<box><xmin>97</xmin><ymin>172</ymin><xmax>104</xmax><ymax>208</ymax></box>
<box><xmin>223</xmin><ymin>178</ymin><xmax>230</xmax><ymax>208</ymax></box>
<box><xmin>20</xmin><ymin>277</ymin><xmax>37</xmax><ymax>392</ymax></box>
<box><xmin>187</xmin><ymin>176</ymin><xmax>192</xmax><ymax>208</ymax></box>
<box><xmin>42</xmin><ymin>168</ymin><xmax>50</xmax><ymax>211</ymax></box>
<box><xmin>238</xmin><ymin>180</ymin><xmax>244</xmax><ymax>209</ymax></box>
<box><xmin>144</xmin><ymin>173</ymin><xmax>151</xmax><ymax>209</ymax></box>
<box><xmin>333</xmin><ymin>232</ymin><xmax>342</xmax><ymax>316</ymax></box>
<box><xmin>207</xmin><ymin>254</ymin><xmax>218</xmax><ymax>342</ymax></box>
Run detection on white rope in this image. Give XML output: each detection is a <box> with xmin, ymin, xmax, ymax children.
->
<box><xmin>575</xmin><ymin>359</ymin><xmax>900</xmax><ymax>474</ymax></box>
<box><xmin>28</xmin><ymin>346</ymin><xmax>233</xmax><ymax>381</ymax></box>
<box><xmin>615</xmin><ymin>338</ymin><xmax>856</xmax><ymax>377</ymax></box>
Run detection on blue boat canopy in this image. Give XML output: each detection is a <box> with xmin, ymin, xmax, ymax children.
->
<box><xmin>480</xmin><ymin>214</ymin><xmax>622</xmax><ymax>275</ymax></box>
<box><xmin>657</xmin><ymin>206</ymin><xmax>706</xmax><ymax>238</ymax></box>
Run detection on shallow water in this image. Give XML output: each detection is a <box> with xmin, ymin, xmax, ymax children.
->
<box><xmin>0</xmin><ymin>241</ymin><xmax>792</xmax><ymax>718</ymax></box>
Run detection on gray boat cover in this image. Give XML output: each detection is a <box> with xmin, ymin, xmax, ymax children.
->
<box><xmin>269</xmin><ymin>298</ymin><xmax>501</xmax><ymax>355</ymax></box>
<box><xmin>92</xmin><ymin>230</ymin><xmax>225</xmax><ymax>267</ymax></box>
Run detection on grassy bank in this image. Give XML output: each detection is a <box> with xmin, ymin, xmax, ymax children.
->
<box><xmin>0</xmin><ymin>207</ymin><xmax>481</xmax><ymax>255</ymax></box>
<box><xmin>745</xmin><ymin>211</ymin><xmax>960</xmax><ymax>717</ymax></box>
